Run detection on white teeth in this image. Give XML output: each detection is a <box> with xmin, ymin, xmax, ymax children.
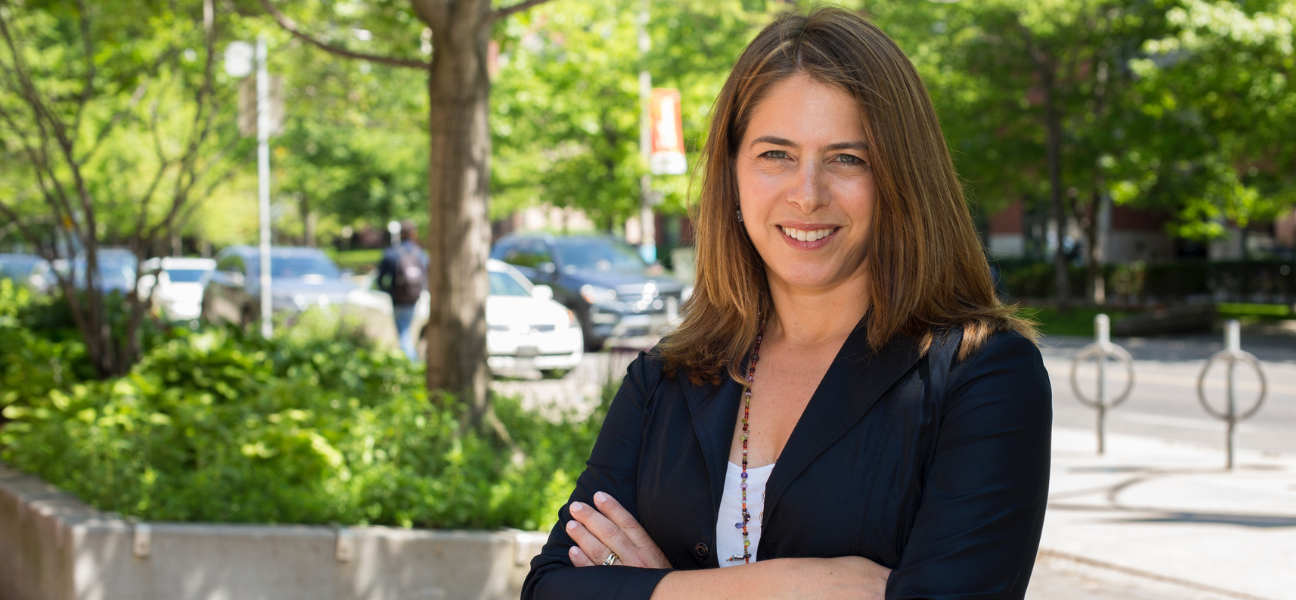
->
<box><xmin>781</xmin><ymin>226</ymin><xmax>835</xmax><ymax>242</ymax></box>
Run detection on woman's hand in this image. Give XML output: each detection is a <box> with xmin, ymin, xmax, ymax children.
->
<box><xmin>565</xmin><ymin>491</ymin><xmax>671</xmax><ymax>569</ymax></box>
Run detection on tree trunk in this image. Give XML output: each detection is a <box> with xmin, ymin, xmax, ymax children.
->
<box><xmin>299</xmin><ymin>193</ymin><xmax>316</xmax><ymax>248</ymax></box>
<box><xmin>1041</xmin><ymin>69</ymin><xmax>1069</xmax><ymax>309</ymax></box>
<box><xmin>421</xmin><ymin>0</ymin><xmax>492</xmax><ymax>424</ymax></box>
<box><xmin>1083</xmin><ymin>187</ymin><xmax>1102</xmax><ymax>305</ymax></box>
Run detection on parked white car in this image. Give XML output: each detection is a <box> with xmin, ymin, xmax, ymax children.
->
<box><xmin>139</xmin><ymin>257</ymin><xmax>216</xmax><ymax>321</ymax></box>
<box><xmin>390</xmin><ymin>260</ymin><xmax>583</xmax><ymax>378</ymax></box>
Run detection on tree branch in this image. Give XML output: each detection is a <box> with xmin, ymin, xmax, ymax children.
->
<box><xmin>488</xmin><ymin>0</ymin><xmax>557</xmax><ymax>24</ymax></box>
<box><xmin>0</xmin><ymin>102</ymin><xmax>86</xmax><ymax>245</ymax></box>
<box><xmin>257</xmin><ymin>0</ymin><xmax>429</xmax><ymax>69</ymax></box>
<box><xmin>71</xmin><ymin>0</ymin><xmax>95</xmax><ymax>137</ymax></box>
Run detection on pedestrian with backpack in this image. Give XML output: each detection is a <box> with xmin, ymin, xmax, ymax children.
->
<box><xmin>377</xmin><ymin>221</ymin><xmax>428</xmax><ymax>361</ymax></box>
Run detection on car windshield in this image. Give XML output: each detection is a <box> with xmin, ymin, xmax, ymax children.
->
<box><xmin>165</xmin><ymin>269</ymin><xmax>208</xmax><ymax>283</ymax></box>
<box><xmin>489</xmin><ymin>271</ymin><xmax>531</xmax><ymax>297</ymax></box>
<box><xmin>73</xmin><ymin>255</ymin><xmax>135</xmax><ymax>284</ymax></box>
<box><xmin>552</xmin><ymin>239</ymin><xmax>645</xmax><ymax>272</ymax></box>
<box><xmin>263</xmin><ymin>255</ymin><xmax>340</xmax><ymax>279</ymax></box>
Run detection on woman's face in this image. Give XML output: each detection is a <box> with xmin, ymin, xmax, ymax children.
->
<box><xmin>736</xmin><ymin>72</ymin><xmax>876</xmax><ymax>293</ymax></box>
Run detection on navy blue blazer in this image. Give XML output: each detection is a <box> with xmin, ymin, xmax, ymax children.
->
<box><xmin>522</xmin><ymin>322</ymin><xmax>1052</xmax><ymax>600</ymax></box>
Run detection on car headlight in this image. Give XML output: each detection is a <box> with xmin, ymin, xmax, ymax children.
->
<box><xmin>580</xmin><ymin>284</ymin><xmax>617</xmax><ymax>306</ymax></box>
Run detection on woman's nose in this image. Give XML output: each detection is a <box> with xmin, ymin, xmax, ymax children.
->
<box><xmin>786</xmin><ymin>162</ymin><xmax>829</xmax><ymax>213</ymax></box>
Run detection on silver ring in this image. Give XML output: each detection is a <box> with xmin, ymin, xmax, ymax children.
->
<box><xmin>601</xmin><ymin>552</ymin><xmax>618</xmax><ymax>566</ymax></box>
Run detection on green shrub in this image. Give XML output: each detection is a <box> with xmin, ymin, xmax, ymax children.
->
<box><xmin>0</xmin><ymin>278</ymin><xmax>32</xmax><ymax>321</ymax></box>
<box><xmin>0</xmin><ymin>325</ymin><xmax>606</xmax><ymax>531</ymax></box>
<box><xmin>994</xmin><ymin>258</ymin><xmax>1296</xmax><ymax>303</ymax></box>
<box><xmin>274</xmin><ymin>304</ymin><xmax>391</xmax><ymax>352</ymax></box>
<box><xmin>326</xmin><ymin>248</ymin><xmax>385</xmax><ymax>276</ymax></box>
<box><xmin>0</xmin><ymin>281</ymin><xmax>94</xmax><ymax>420</ymax></box>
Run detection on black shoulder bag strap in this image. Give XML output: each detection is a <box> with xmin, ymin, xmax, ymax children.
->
<box><xmin>927</xmin><ymin>326</ymin><xmax>965</xmax><ymax>406</ymax></box>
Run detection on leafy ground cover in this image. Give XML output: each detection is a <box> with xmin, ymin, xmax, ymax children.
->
<box><xmin>0</xmin><ymin>281</ymin><xmax>603</xmax><ymax>531</ymax></box>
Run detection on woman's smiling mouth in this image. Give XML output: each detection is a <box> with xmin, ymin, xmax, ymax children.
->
<box><xmin>779</xmin><ymin>225</ymin><xmax>840</xmax><ymax>245</ymax></box>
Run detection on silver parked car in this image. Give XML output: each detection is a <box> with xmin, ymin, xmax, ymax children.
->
<box><xmin>202</xmin><ymin>246</ymin><xmax>364</xmax><ymax>327</ymax></box>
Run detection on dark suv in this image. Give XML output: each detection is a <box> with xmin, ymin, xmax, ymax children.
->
<box><xmin>491</xmin><ymin>234</ymin><xmax>687</xmax><ymax>351</ymax></box>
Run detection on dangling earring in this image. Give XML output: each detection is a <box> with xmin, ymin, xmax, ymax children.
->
<box><xmin>736</xmin><ymin>207</ymin><xmax>744</xmax><ymax>222</ymax></box>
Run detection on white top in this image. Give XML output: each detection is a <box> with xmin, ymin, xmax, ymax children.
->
<box><xmin>715</xmin><ymin>461</ymin><xmax>775</xmax><ymax>567</ymax></box>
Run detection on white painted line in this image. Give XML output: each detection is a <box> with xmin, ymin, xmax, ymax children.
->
<box><xmin>1113</xmin><ymin>412</ymin><xmax>1231</xmax><ymax>431</ymax></box>
<box><xmin>1110</xmin><ymin>411</ymin><xmax>1284</xmax><ymax>433</ymax></box>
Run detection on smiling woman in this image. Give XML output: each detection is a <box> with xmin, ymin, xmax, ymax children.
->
<box><xmin>523</xmin><ymin>7</ymin><xmax>1050</xmax><ymax>600</ymax></box>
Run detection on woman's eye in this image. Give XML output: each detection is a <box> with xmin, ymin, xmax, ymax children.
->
<box><xmin>834</xmin><ymin>154</ymin><xmax>866</xmax><ymax>165</ymax></box>
<box><xmin>760</xmin><ymin>150</ymin><xmax>790</xmax><ymax>160</ymax></box>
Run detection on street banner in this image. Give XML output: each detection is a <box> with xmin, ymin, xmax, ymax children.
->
<box><xmin>650</xmin><ymin>88</ymin><xmax>687</xmax><ymax>175</ymax></box>
<box><xmin>237</xmin><ymin>76</ymin><xmax>285</xmax><ymax>138</ymax></box>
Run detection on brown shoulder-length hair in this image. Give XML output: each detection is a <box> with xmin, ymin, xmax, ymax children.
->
<box><xmin>658</xmin><ymin>6</ymin><xmax>1037</xmax><ymax>386</ymax></box>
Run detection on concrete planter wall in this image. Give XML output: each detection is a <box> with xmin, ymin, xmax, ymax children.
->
<box><xmin>0</xmin><ymin>462</ymin><xmax>548</xmax><ymax>600</ymax></box>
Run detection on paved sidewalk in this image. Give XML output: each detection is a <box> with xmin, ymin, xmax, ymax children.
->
<box><xmin>1030</xmin><ymin>427</ymin><xmax>1296</xmax><ymax>600</ymax></box>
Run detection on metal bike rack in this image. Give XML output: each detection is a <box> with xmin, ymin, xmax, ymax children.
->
<box><xmin>1069</xmin><ymin>314</ymin><xmax>1135</xmax><ymax>455</ymax></box>
<box><xmin>1196</xmin><ymin>320</ymin><xmax>1268</xmax><ymax>470</ymax></box>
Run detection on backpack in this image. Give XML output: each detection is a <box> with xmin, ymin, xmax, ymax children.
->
<box><xmin>390</xmin><ymin>245</ymin><xmax>426</xmax><ymax>305</ymax></box>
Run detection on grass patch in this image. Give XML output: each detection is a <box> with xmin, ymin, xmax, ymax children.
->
<box><xmin>1018</xmin><ymin>306</ymin><xmax>1134</xmax><ymax>337</ymax></box>
<box><xmin>1217</xmin><ymin>303</ymin><xmax>1292</xmax><ymax>319</ymax></box>
<box><xmin>1024</xmin><ymin>303</ymin><xmax>1296</xmax><ymax>337</ymax></box>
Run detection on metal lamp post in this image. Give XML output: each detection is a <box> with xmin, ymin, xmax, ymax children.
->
<box><xmin>225</xmin><ymin>37</ymin><xmax>274</xmax><ymax>339</ymax></box>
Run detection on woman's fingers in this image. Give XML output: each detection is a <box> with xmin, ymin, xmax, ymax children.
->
<box><xmin>567</xmin><ymin>494</ymin><xmax>670</xmax><ymax>569</ymax></box>
<box><xmin>592</xmin><ymin>492</ymin><xmax>670</xmax><ymax>568</ymax></box>
<box><xmin>568</xmin><ymin>544</ymin><xmax>597</xmax><ymax>567</ymax></box>
<box><xmin>566</xmin><ymin>518</ymin><xmax>613</xmax><ymax>566</ymax></box>
<box><xmin>570</xmin><ymin>500</ymin><xmax>628</xmax><ymax>551</ymax></box>
<box><xmin>591</xmin><ymin>492</ymin><xmax>647</xmax><ymax>543</ymax></box>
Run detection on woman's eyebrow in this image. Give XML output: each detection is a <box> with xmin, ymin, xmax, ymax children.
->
<box><xmin>748</xmin><ymin>136</ymin><xmax>869</xmax><ymax>152</ymax></box>
<box><xmin>750</xmin><ymin>135</ymin><xmax>797</xmax><ymax>148</ymax></box>
<box><xmin>824</xmin><ymin>141</ymin><xmax>869</xmax><ymax>152</ymax></box>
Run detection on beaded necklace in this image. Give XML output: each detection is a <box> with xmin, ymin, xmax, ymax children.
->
<box><xmin>733</xmin><ymin>319</ymin><xmax>766</xmax><ymax>564</ymax></box>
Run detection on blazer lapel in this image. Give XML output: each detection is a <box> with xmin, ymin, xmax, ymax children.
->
<box><xmin>681</xmin><ymin>371</ymin><xmax>743</xmax><ymax>521</ymax></box>
<box><xmin>762</xmin><ymin>323</ymin><xmax>923</xmax><ymax>523</ymax></box>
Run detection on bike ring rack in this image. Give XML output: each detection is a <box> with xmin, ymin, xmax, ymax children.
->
<box><xmin>1196</xmin><ymin>319</ymin><xmax>1268</xmax><ymax>470</ymax></box>
<box><xmin>1069</xmin><ymin>314</ymin><xmax>1135</xmax><ymax>455</ymax></box>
